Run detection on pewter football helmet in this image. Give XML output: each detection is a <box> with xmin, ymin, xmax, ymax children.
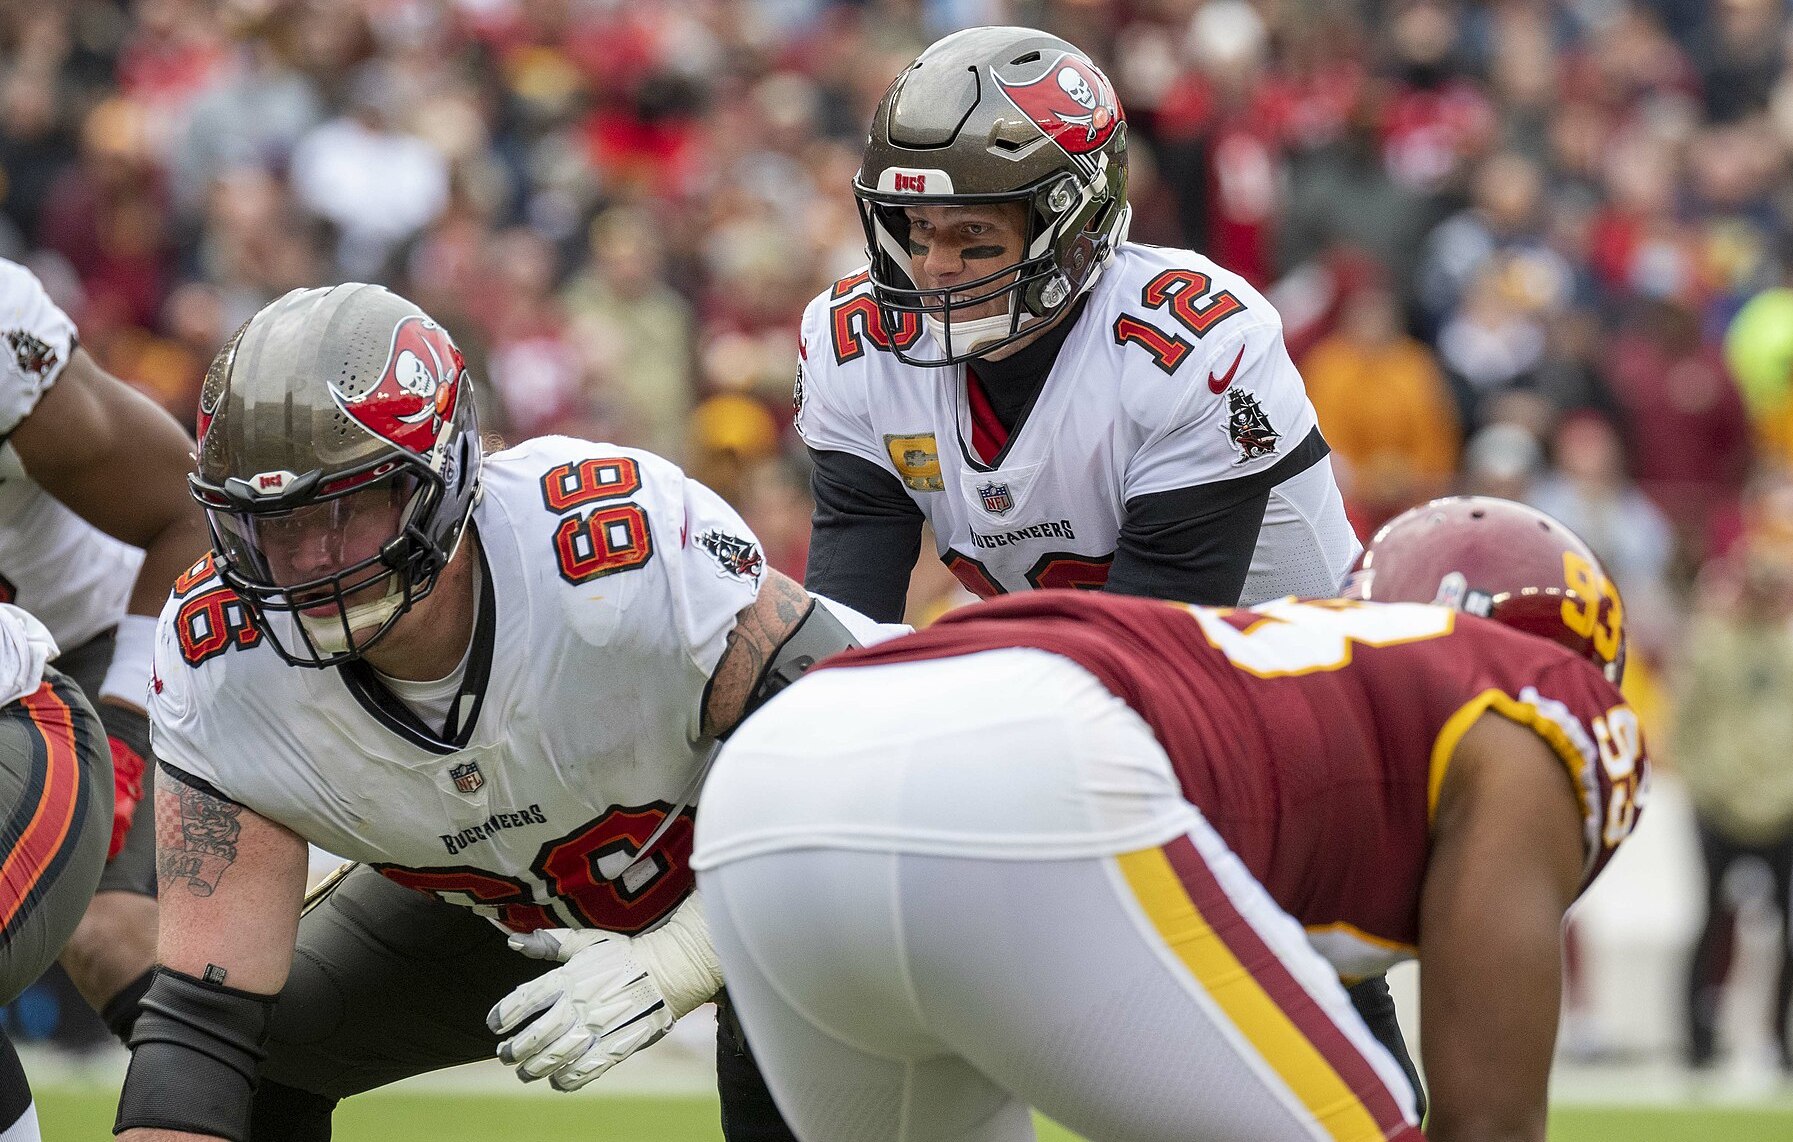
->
<box><xmin>191</xmin><ymin>284</ymin><xmax>482</xmax><ymax>667</ymax></box>
<box><xmin>855</xmin><ymin>27</ymin><xmax>1131</xmax><ymax>365</ymax></box>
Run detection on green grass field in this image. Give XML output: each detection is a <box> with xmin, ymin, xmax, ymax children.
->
<box><xmin>40</xmin><ymin>1089</ymin><xmax>1793</xmax><ymax>1141</ymax></box>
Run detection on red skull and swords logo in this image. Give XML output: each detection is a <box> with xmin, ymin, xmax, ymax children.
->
<box><xmin>329</xmin><ymin>315</ymin><xmax>463</xmax><ymax>459</ymax></box>
<box><xmin>994</xmin><ymin>54</ymin><xmax>1123</xmax><ymax>159</ymax></box>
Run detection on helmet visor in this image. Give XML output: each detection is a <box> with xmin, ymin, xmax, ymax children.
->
<box><xmin>210</xmin><ymin>472</ymin><xmax>423</xmax><ymax>601</ymax></box>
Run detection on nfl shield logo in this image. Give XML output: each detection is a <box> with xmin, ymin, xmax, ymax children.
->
<box><xmin>449</xmin><ymin>761</ymin><xmax>484</xmax><ymax>794</ymax></box>
<box><xmin>978</xmin><ymin>480</ymin><xmax>1014</xmax><ymax>516</ymax></box>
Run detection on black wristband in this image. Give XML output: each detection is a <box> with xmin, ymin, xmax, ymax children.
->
<box><xmin>114</xmin><ymin>967</ymin><xmax>278</xmax><ymax>1141</ymax></box>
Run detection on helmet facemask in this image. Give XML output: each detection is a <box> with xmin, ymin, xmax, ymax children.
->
<box><xmin>196</xmin><ymin>458</ymin><xmax>473</xmax><ymax>668</ymax></box>
<box><xmin>855</xmin><ymin>159</ymin><xmax>1129</xmax><ymax>367</ymax></box>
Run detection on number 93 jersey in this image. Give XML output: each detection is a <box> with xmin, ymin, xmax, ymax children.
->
<box><xmin>819</xmin><ymin>592</ymin><xmax>1649</xmax><ymax>981</ymax></box>
<box><xmin>0</xmin><ymin>259</ymin><xmax>142</xmax><ymax>649</ymax></box>
<box><xmin>148</xmin><ymin>437</ymin><xmax>772</xmax><ymax>935</ymax></box>
<box><xmin>795</xmin><ymin>243</ymin><xmax>1359</xmax><ymax>603</ymax></box>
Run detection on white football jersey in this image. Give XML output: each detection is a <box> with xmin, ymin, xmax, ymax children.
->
<box><xmin>0</xmin><ymin>259</ymin><xmax>142</xmax><ymax>650</ymax></box>
<box><xmin>149</xmin><ymin>437</ymin><xmax>790</xmax><ymax>935</ymax></box>
<box><xmin>795</xmin><ymin>243</ymin><xmax>1358</xmax><ymax>604</ymax></box>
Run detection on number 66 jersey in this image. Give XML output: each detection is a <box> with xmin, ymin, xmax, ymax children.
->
<box><xmin>147</xmin><ymin>436</ymin><xmax>868</xmax><ymax>936</ymax></box>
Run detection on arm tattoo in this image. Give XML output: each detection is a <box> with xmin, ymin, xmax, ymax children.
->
<box><xmin>703</xmin><ymin>571</ymin><xmax>812</xmax><ymax>738</ymax></box>
<box><xmin>156</xmin><ymin>778</ymin><xmax>244</xmax><ymax>898</ymax></box>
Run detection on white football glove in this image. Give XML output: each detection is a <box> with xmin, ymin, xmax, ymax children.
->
<box><xmin>486</xmin><ymin>892</ymin><xmax>723</xmax><ymax>1091</ymax></box>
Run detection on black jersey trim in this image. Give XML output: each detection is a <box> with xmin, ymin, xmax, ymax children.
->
<box><xmin>1123</xmin><ymin>424</ymin><xmax>1330</xmax><ymax>517</ymax></box>
<box><xmin>338</xmin><ymin>537</ymin><xmax>497</xmax><ymax>755</ymax></box>
<box><xmin>157</xmin><ymin>760</ymin><xmax>242</xmax><ymax>806</ymax></box>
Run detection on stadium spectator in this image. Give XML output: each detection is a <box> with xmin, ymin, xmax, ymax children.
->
<box><xmin>1675</xmin><ymin>492</ymin><xmax>1793</xmax><ymax>1075</ymax></box>
<box><xmin>564</xmin><ymin>207</ymin><xmax>695</xmax><ymax>462</ymax></box>
<box><xmin>1301</xmin><ymin>277</ymin><xmax>1459</xmax><ymax>533</ymax></box>
<box><xmin>1602</xmin><ymin>295</ymin><xmax>1753</xmax><ymax>562</ymax></box>
<box><xmin>289</xmin><ymin>62</ymin><xmax>448</xmax><ymax>279</ymax></box>
<box><xmin>1529</xmin><ymin>413</ymin><xmax>1676</xmax><ymax>601</ymax></box>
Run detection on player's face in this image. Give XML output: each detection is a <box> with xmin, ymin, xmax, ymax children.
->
<box><xmin>249</xmin><ymin>481</ymin><xmax>410</xmax><ymax>615</ymax></box>
<box><xmin>903</xmin><ymin>203</ymin><xmax>1030</xmax><ymax>320</ymax></box>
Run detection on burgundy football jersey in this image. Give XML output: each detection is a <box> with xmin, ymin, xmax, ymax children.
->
<box><xmin>822</xmin><ymin>591</ymin><xmax>1647</xmax><ymax>977</ymax></box>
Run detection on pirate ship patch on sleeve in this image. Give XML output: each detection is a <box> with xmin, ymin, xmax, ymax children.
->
<box><xmin>1223</xmin><ymin>388</ymin><xmax>1280</xmax><ymax>463</ymax></box>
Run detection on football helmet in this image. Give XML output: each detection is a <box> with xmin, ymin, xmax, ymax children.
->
<box><xmin>854</xmin><ymin>26</ymin><xmax>1130</xmax><ymax>365</ymax></box>
<box><xmin>190</xmin><ymin>284</ymin><xmax>483</xmax><ymax>667</ymax></box>
<box><xmin>1344</xmin><ymin>496</ymin><xmax>1627</xmax><ymax>683</ymax></box>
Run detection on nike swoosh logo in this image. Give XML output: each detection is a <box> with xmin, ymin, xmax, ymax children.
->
<box><xmin>1208</xmin><ymin>345</ymin><xmax>1246</xmax><ymax>394</ymax></box>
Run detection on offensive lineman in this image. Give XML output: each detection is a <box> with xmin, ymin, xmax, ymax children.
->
<box><xmin>792</xmin><ymin>25</ymin><xmax>1408</xmax><ymax>1099</ymax></box>
<box><xmin>0</xmin><ymin>260</ymin><xmax>211</xmax><ymax>1046</ymax></box>
<box><xmin>694</xmin><ymin>499</ymin><xmax>1646</xmax><ymax>1142</ymax></box>
<box><xmin>114</xmin><ymin>285</ymin><xmax>889</xmax><ymax>1142</ymax></box>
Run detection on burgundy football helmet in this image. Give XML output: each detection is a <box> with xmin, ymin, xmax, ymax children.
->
<box><xmin>1344</xmin><ymin>496</ymin><xmax>1626</xmax><ymax>683</ymax></box>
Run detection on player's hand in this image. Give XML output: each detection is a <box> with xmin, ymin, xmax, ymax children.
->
<box><xmin>488</xmin><ymin>927</ymin><xmax>674</xmax><ymax>1091</ymax></box>
<box><xmin>486</xmin><ymin>894</ymin><xmax>722</xmax><ymax>1092</ymax></box>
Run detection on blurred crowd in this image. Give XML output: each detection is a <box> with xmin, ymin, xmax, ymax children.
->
<box><xmin>6</xmin><ymin>0</ymin><xmax>1793</xmax><ymax>1070</ymax></box>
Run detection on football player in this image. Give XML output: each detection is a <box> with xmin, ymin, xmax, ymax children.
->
<box><xmin>0</xmin><ymin>259</ymin><xmax>211</xmax><ymax>1047</ymax></box>
<box><xmin>0</xmin><ymin>603</ymin><xmax>115</xmax><ymax>1142</ymax></box>
<box><xmin>798</xmin><ymin>26</ymin><xmax>1357</xmax><ymax>615</ymax></box>
<box><xmin>694</xmin><ymin>498</ymin><xmax>1644</xmax><ymax>1142</ymax></box>
<box><xmin>113</xmin><ymin>285</ymin><xmax>894</xmax><ymax>1142</ymax></box>
<box><xmin>793</xmin><ymin>24</ymin><xmax>1404</xmax><ymax>1103</ymax></box>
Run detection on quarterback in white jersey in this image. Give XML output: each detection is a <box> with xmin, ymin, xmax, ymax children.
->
<box><xmin>0</xmin><ymin>259</ymin><xmax>210</xmax><ymax>1058</ymax></box>
<box><xmin>797</xmin><ymin>27</ymin><xmax>1357</xmax><ymax>624</ymax></box>
<box><xmin>118</xmin><ymin>285</ymin><xmax>886</xmax><ymax>1142</ymax></box>
<box><xmin>799</xmin><ymin>242</ymin><xmax>1354</xmax><ymax>605</ymax></box>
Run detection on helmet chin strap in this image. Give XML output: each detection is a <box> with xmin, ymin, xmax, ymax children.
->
<box><xmin>925</xmin><ymin>310</ymin><xmax>1041</xmax><ymax>358</ymax></box>
<box><xmin>299</xmin><ymin>579</ymin><xmax>407</xmax><ymax>656</ymax></box>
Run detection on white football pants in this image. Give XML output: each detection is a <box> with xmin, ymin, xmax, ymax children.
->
<box><xmin>695</xmin><ymin>650</ymin><xmax>1422</xmax><ymax>1142</ymax></box>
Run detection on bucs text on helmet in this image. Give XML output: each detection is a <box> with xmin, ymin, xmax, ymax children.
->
<box><xmin>190</xmin><ymin>284</ymin><xmax>483</xmax><ymax>668</ymax></box>
<box><xmin>854</xmin><ymin>26</ymin><xmax>1131</xmax><ymax>365</ymax></box>
<box><xmin>1344</xmin><ymin>496</ymin><xmax>1627</xmax><ymax>684</ymax></box>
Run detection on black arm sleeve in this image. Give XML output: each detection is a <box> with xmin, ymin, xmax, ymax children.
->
<box><xmin>1105</xmin><ymin>426</ymin><xmax>1330</xmax><ymax>606</ymax></box>
<box><xmin>1105</xmin><ymin>481</ymin><xmax>1272</xmax><ymax>605</ymax></box>
<box><xmin>804</xmin><ymin>448</ymin><xmax>924</xmax><ymax>624</ymax></box>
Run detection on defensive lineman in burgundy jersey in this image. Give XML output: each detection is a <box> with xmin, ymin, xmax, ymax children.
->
<box><xmin>799</xmin><ymin>27</ymin><xmax>1357</xmax><ymax>621</ymax></box>
<box><xmin>117</xmin><ymin>286</ymin><xmax>886</xmax><ymax>1142</ymax></box>
<box><xmin>695</xmin><ymin>499</ymin><xmax>1643</xmax><ymax>1142</ymax></box>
